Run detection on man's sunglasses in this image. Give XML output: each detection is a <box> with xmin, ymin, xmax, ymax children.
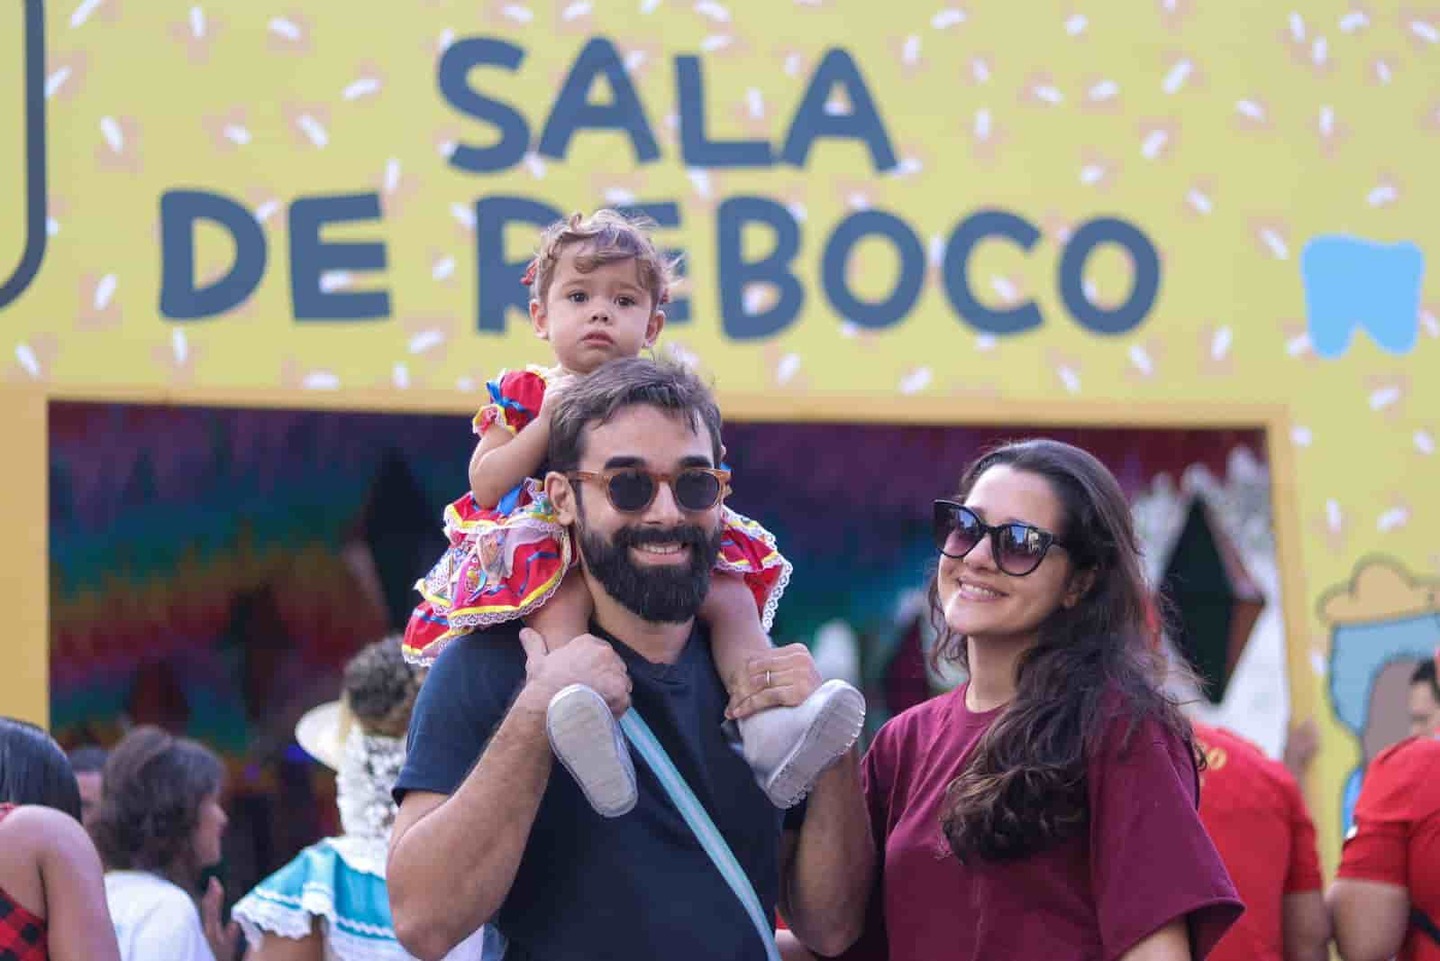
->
<box><xmin>932</xmin><ymin>499</ymin><xmax>1068</xmax><ymax>577</ymax></box>
<box><xmin>568</xmin><ymin>467</ymin><xmax>731</xmax><ymax>513</ymax></box>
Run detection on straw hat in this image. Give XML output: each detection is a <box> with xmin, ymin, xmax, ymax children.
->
<box><xmin>294</xmin><ymin>699</ymin><xmax>354</xmax><ymax>771</ymax></box>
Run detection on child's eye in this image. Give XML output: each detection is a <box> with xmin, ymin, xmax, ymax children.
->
<box><xmin>567</xmin><ymin>291</ymin><xmax>587</xmax><ymax>303</ymax></box>
<box><xmin>616</xmin><ymin>296</ymin><xmax>636</xmax><ymax>308</ymax></box>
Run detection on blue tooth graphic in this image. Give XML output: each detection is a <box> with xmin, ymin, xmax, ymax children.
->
<box><xmin>1301</xmin><ymin>236</ymin><xmax>1425</xmax><ymax>359</ymax></box>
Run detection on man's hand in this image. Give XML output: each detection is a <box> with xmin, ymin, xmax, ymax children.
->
<box><xmin>726</xmin><ymin>644</ymin><xmax>822</xmax><ymax>720</ymax></box>
<box><xmin>517</xmin><ymin>627</ymin><xmax>632</xmax><ymax>718</ymax></box>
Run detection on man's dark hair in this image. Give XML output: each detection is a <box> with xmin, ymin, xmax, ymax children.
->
<box><xmin>548</xmin><ymin>357</ymin><xmax>723</xmax><ymax>474</ymax></box>
<box><xmin>92</xmin><ymin>726</ymin><xmax>224</xmax><ymax>890</ymax></box>
<box><xmin>0</xmin><ymin>716</ymin><xmax>83</xmax><ymax>819</ymax></box>
<box><xmin>1412</xmin><ymin>658</ymin><xmax>1440</xmax><ymax>700</ymax></box>
<box><xmin>68</xmin><ymin>744</ymin><xmax>109</xmax><ymax>775</ymax></box>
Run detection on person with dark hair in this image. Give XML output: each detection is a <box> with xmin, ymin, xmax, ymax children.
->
<box><xmin>0</xmin><ymin>717</ymin><xmax>83</xmax><ymax>819</ymax></box>
<box><xmin>67</xmin><ymin>744</ymin><xmax>108</xmax><ymax>831</ymax></box>
<box><xmin>802</xmin><ymin>439</ymin><xmax>1242</xmax><ymax>960</ymax></box>
<box><xmin>232</xmin><ymin>636</ymin><xmax>490</xmax><ymax>960</ymax></box>
<box><xmin>0</xmin><ymin>716</ymin><xmax>122</xmax><ymax>961</ymax></box>
<box><xmin>389</xmin><ymin>357</ymin><xmax>871</xmax><ymax>960</ymax></box>
<box><xmin>1408</xmin><ymin>657</ymin><xmax>1440</xmax><ymax>737</ymax></box>
<box><xmin>96</xmin><ymin>726</ymin><xmax>237</xmax><ymax>961</ymax></box>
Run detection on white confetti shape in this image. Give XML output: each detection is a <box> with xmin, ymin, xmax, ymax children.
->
<box><xmin>46</xmin><ymin>217</ymin><xmax>59</xmax><ymax>237</ymax></box>
<box><xmin>172</xmin><ymin>328</ymin><xmax>188</xmax><ymax>364</ymax></box>
<box><xmin>1285</xmin><ymin>332</ymin><xmax>1311</xmax><ymax>356</ymax></box>
<box><xmin>1311</xmin><ymin>36</ymin><xmax>1328</xmax><ymax>65</ymax></box>
<box><xmin>1325</xmin><ymin>499</ymin><xmax>1343</xmax><ymax>533</ymax></box>
<box><xmin>393</xmin><ymin>363</ymin><xmax>410</xmax><ymax>389</ymax></box>
<box><xmin>1211</xmin><ymin>326</ymin><xmax>1232</xmax><ymax>359</ymax></box>
<box><xmin>695</xmin><ymin>1</ymin><xmax>731</xmax><ymax>22</ymax></box>
<box><xmin>457</xmin><ymin>376</ymin><xmax>477</xmax><ymax>392</ymax></box>
<box><xmin>1089</xmin><ymin>79</ymin><xmax>1119</xmax><ymax>102</ymax></box>
<box><xmin>1421</xmin><ymin>309</ymin><xmax>1439</xmax><ymax>338</ymax></box>
<box><xmin>640</xmin><ymin>0</ymin><xmax>661</xmax><ymax>13</ymax></box>
<box><xmin>382</xmin><ymin>158</ymin><xmax>401</xmax><ymax>194</ymax></box>
<box><xmin>787</xmin><ymin>202</ymin><xmax>808</xmax><ymax>223</ymax></box>
<box><xmin>501</xmin><ymin>4</ymin><xmax>533</xmax><ymax>23</ymax></box>
<box><xmin>1375</xmin><ymin>59</ymin><xmax>1393</xmax><ymax>83</ymax></box>
<box><xmin>1057</xmin><ymin>365</ymin><xmax>1081</xmax><ymax>394</ymax></box>
<box><xmin>268</xmin><ymin>17</ymin><xmax>302</xmax><ymax>40</ymax></box>
<box><xmin>687</xmin><ymin>169</ymin><xmax>712</xmax><ymax>200</ymax></box>
<box><xmin>297</xmin><ymin>113</ymin><xmax>328</xmax><ymax>148</ymax></box>
<box><xmin>743</xmin><ymin>286</ymin><xmax>770</xmax><ymax>315</ymax></box>
<box><xmin>1291</xmin><ymin>425</ymin><xmax>1313</xmax><ymax>447</ymax></box>
<box><xmin>604</xmin><ymin>187</ymin><xmax>637</xmax><ymax>206</ymax></box>
<box><xmin>902</xmin><ymin>35</ymin><xmax>921</xmax><ymax>65</ymax></box>
<box><xmin>1235</xmin><ymin>99</ymin><xmax>1266</xmax><ymax>121</ymax></box>
<box><xmin>1411</xmin><ymin>19</ymin><xmax>1439</xmax><ymax>44</ymax></box>
<box><xmin>1083</xmin><ymin>279</ymin><xmax>1100</xmax><ymax>302</ymax></box>
<box><xmin>1318</xmin><ymin>105</ymin><xmax>1335</xmax><ymax>138</ymax></box>
<box><xmin>932</xmin><ymin>8</ymin><xmax>966</xmax><ymax>29</ymax></box>
<box><xmin>776</xmin><ymin>353</ymin><xmax>801</xmax><ymax>384</ymax></box>
<box><xmin>1065</xmin><ymin>13</ymin><xmax>1087</xmax><ymax>35</ymax></box>
<box><xmin>15</xmin><ymin>344</ymin><xmax>40</xmax><ymax>377</ymax></box>
<box><xmin>99</xmin><ymin>116</ymin><xmax>124</xmax><ymax>152</ymax></box>
<box><xmin>1033</xmin><ymin>83</ymin><xmax>1064</xmax><ymax>105</ymax></box>
<box><xmin>45</xmin><ymin>66</ymin><xmax>73</xmax><ymax>99</ymax></box>
<box><xmin>1079</xmin><ymin>162</ymin><xmax>1106</xmax><ymax>185</ymax></box>
<box><xmin>70</xmin><ymin>0</ymin><xmax>102</xmax><ymax>28</ymax></box>
<box><xmin>1259</xmin><ymin>228</ymin><xmax>1288</xmax><ymax>259</ymax></box>
<box><xmin>437</xmin><ymin>28</ymin><xmax>456</xmax><ymax>50</ymax></box>
<box><xmin>783</xmin><ymin>53</ymin><xmax>804</xmax><ymax>77</ymax></box>
<box><xmin>1367</xmin><ymin>182</ymin><xmax>1398</xmax><ymax>207</ymax></box>
<box><xmin>93</xmin><ymin>274</ymin><xmax>117</xmax><ymax>310</ymax></box>
<box><xmin>1186</xmin><ymin>187</ymin><xmax>1213</xmax><ymax>215</ymax></box>
<box><xmin>1368</xmin><ymin>385</ymin><xmax>1401</xmax><ymax>410</ymax></box>
<box><xmin>971</xmin><ymin>58</ymin><xmax>991</xmax><ymax>83</ymax></box>
<box><xmin>1128</xmin><ymin>344</ymin><xmax>1154</xmax><ymax>376</ymax></box>
<box><xmin>303</xmin><ymin>371</ymin><xmax>340</xmax><ymax>390</ymax></box>
<box><xmin>1310</xmin><ymin>651</ymin><xmax>1327</xmax><ymax>677</ymax></box>
<box><xmin>523</xmin><ymin>152</ymin><xmax>547</xmax><ymax>179</ymax></box>
<box><xmin>1339</xmin><ymin>10</ymin><xmax>1368</xmax><ymax>32</ymax></box>
<box><xmin>344</xmin><ymin>77</ymin><xmax>382</xmax><ymax>101</ymax></box>
<box><xmin>701</xmin><ymin>35</ymin><xmax>733</xmax><ymax>53</ymax></box>
<box><xmin>899</xmin><ymin>368</ymin><xmax>933</xmax><ymax>395</ymax></box>
<box><xmin>451</xmin><ymin>203</ymin><xmax>475</xmax><ymax>229</ymax></box>
<box><xmin>189</xmin><ymin>6</ymin><xmax>206</xmax><ymax>37</ymax></box>
<box><xmin>839</xmin><ymin>321</ymin><xmax>863</xmax><ymax>338</ymax></box>
<box><xmin>975</xmin><ymin>334</ymin><xmax>997</xmax><ymax>351</ymax></box>
<box><xmin>1378</xmin><ymin>506</ymin><xmax>1410</xmax><ymax>532</ymax></box>
<box><xmin>1162</xmin><ymin>59</ymin><xmax>1193</xmax><ymax>95</ymax></box>
<box><xmin>320</xmin><ymin>271</ymin><xmax>352</xmax><ymax>293</ymax></box>
<box><xmin>1289</xmin><ymin>11</ymin><xmax>1306</xmax><ymax>42</ymax></box>
<box><xmin>408</xmin><ymin>331</ymin><xmax>446</xmax><ymax>352</ymax></box>
<box><xmin>745</xmin><ymin>88</ymin><xmax>765</xmax><ymax>120</ymax></box>
<box><xmin>991</xmin><ymin>276</ymin><xmax>1019</xmax><ymax>304</ymax></box>
<box><xmin>624</xmin><ymin>49</ymin><xmax>647</xmax><ymax>72</ymax></box>
<box><xmin>1141</xmin><ymin>129</ymin><xmax>1168</xmax><ymax>160</ymax></box>
<box><xmin>1415</xmin><ymin>430</ymin><xmax>1435</xmax><ymax>455</ymax></box>
<box><xmin>254</xmin><ymin>200</ymin><xmax>280</xmax><ymax>223</ymax></box>
<box><xmin>973</xmin><ymin>108</ymin><xmax>992</xmax><ymax>140</ymax></box>
<box><xmin>561</xmin><ymin>1</ymin><xmax>592</xmax><ymax>21</ymax></box>
<box><xmin>432</xmin><ymin>256</ymin><xmax>456</xmax><ymax>281</ymax></box>
<box><xmin>223</xmin><ymin>124</ymin><xmax>251</xmax><ymax>145</ymax></box>
<box><xmin>928</xmin><ymin>234</ymin><xmax>945</xmax><ymax>268</ymax></box>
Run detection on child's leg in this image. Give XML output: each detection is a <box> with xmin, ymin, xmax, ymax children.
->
<box><xmin>532</xmin><ymin>567</ymin><xmax>636</xmax><ymax>818</ymax></box>
<box><xmin>525</xmin><ymin>566</ymin><xmax>594</xmax><ymax>652</ymax></box>
<box><xmin>703</xmin><ymin>574</ymin><xmax>866</xmax><ymax>810</ymax></box>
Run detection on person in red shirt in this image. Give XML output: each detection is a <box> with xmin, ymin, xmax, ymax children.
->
<box><xmin>794</xmin><ymin>439</ymin><xmax>1242</xmax><ymax>960</ymax></box>
<box><xmin>1330</xmin><ymin>732</ymin><xmax>1440</xmax><ymax>961</ymax></box>
<box><xmin>1192</xmin><ymin>723</ymin><xmax>1329</xmax><ymax>961</ymax></box>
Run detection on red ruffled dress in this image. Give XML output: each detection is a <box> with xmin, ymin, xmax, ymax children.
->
<box><xmin>403</xmin><ymin>365</ymin><xmax>791</xmax><ymax>664</ymax></box>
<box><xmin>0</xmin><ymin>805</ymin><xmax>48</xmax><ymax>961</ymax></box>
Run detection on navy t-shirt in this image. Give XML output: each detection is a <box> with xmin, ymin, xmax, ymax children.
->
<box><xmin>394</xmin><ymin>621</ymin><xmax>786</xmax><ymax>960</ymax></box>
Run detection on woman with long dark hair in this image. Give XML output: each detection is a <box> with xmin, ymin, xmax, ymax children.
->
<box><xmin>0</xmin><ymin>717</ymin><xmax>121</xmax><ymax>961</ymax></box>
<box><xmin>95</xmin><ymin>726</ymin><xmax>238</xmax><ymax>961</ymax></box>
<box><xmin>807</xmin><ymin>439</ymin><xmax>1242</xmax><ymax>960</ymax></box>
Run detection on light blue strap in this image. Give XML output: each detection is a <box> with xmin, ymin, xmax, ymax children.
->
<box><xmin>619</xmin><ymin>709</ymin><xmax>782</xmax><ymax>961</ymax></box>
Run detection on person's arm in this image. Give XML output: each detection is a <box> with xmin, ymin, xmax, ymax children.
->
<box><xmin>388</xmin><ymin>629</ymin><xmax>631</xmax><ymax>960</ymax></box>
<box><xmin>32</xmin><ymin>808</ymin><xmax>122</xmax><ymax>961</ymax></box>
<box><xmin>1117</xmin><ymin>920</ymin><xmax>1189</xmax><ymax>961</ymax></box>
<box><xmin>244</xmin><ymin>917</ymin><xmax>323</xmax><ymax>961</ymax></box>
<box><xmin>467</xmin><ymin>372</ymin><xmax>561</xmax><ymax>508</ymax></box>
<box><xmin>1281</xmin><ymin>891</ymin><xmax>1331</xmax><ymax>961</ymax></box>
<box><xmin>1327</xmin><ymin>879</ymin><xmax>1408</xmax><ymax>961</ymax></box>
<box><xmin>779</xmin><ymin>749</ymin><xmax>874</xmax><ymax>957</ymax></box>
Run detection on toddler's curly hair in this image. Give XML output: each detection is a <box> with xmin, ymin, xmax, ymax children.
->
<box><xmin>522</xmin><ymin>209</ymin><xmax>680</xmax><ymax>311</ymax></box>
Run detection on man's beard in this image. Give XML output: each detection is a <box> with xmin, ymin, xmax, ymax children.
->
<box><xmin>576</xmin><ymin>514</ymin><xmax>724</xmax><ymax>624</ymax></box>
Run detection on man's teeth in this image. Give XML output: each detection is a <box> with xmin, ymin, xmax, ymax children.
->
<box><xmin>636</xmin><ymin>543</ymin><xmax>684</xmax><ymax>555</ymax></box>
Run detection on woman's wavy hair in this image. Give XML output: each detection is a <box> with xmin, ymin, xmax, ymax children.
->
<box><xmin>92</xmin><ymin>726</ymin><xmax>223</xmax><ymax>890</ymax></box>
<box><xmin>932</xmin><ymin>438</ymin><xmax>1195</xmax><ymax>863</ymax></box>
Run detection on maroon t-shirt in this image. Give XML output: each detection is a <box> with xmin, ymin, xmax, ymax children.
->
<box><xmin>841</xmin><ymin>686</ymin><xmax>1242</xmax><ymax>961</ymax></box>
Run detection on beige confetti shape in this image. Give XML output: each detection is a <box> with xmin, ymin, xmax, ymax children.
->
<box><xmin>1021</xmin><ymin>71</ymin><xmax>1065</xmax><ymax>107</ymax></box>
<box><xmin>1280</xmin><ymin>10</ymin><xmax>1310</xmax><ymax>65</ymax></box>
<box><xmin>1400</xmin><ymin>7</ymin><xmax>1440</xmax><ymax>51</ymax></box>
<box><xmin>1415</xmin><ymin>428</ymin><xmax>1436</xmax><ymax>456</ymax></box>
<box><xmin>619</xmin><ymin>39</ymin><xmax>664</xmax><ymax>79</ymax></box>
<box><xmin>283</xmin><ymin>104</ymin><xmax>332</xmax><ymax>150</ymax></box>
<box><xmin>449</xmin><ymin>200</ymin><xmax>477</xmax><ymax>239</ymax></box>
<box><xmin>899</xmin><ymin>367</ymin><xmax>934</xmax><ymax>395</ymax></box>
<box><xmin>151</xmin><ymin>328</ymin><xmax>201</xmax><ymax>385</ymax></box>
<box><xmin>1181</xmin><ymin>178</ymin><xmax>1216</xmax><ymax>219</ymax></box>
<box><xmin>1419</xmin><ymin>303</ymin><xmax>1439</xmax><ymax>339</ymax></box>
<box><xmin>45</xmin><ymin>51</ymin><xmax>89</xmax><ymax>102</ymax></box>
<box><xmin>343</xmin><ymin>62</ymin><xmax>386</xmax><ymax>103</ymax></box>
<box><xmin>1046</xmin><ymin>349</ymin><xmax>1083</xmax><ymax>394</ymax></box>
<box><xmin>1315</xmin><ymin>498</ymin><xmax>1347</xmax><ymax>554</ymax></box>
<box><xmin>377</xmin><ymin>158</ymin><xmax>419</xmax><ymax>217</ymax></box>
<box><xmin>776</xmin><ymin>47</ymin><xmax>814</xmax><ymax>80</ymax></box>
<box><xmin>487</xmin><ymin>2</ymin><xmax>535</xmax><ymax>26</ymax></box>
<box><xmin>280</xmin><ymin>358</ymin><xmax>340</xmax><ymax>391</ymax></box>
<box><xmin>9</xmin><ymin>335</ymin><xmax>58</xmax><ymax>384</ymax></box>
<box><xmin>1364</xmin><ymin>374</ymin><xmax>1409</xmax><ymax>421</ymax></box>
<box><xmin>967</xmin><ymin>55</ymin><xmax>993</xmax><ymax>86</ymax></box>
<box><xmin>1423</xmin><ymin>100</ymin><xmax>1440</xmax><ymax>134</ymax></box>
<box><xmin>932</xmin><ymin>8</ymin><xmax>968</xmax><ymax>30</ymax></box>
<box><xmin>400</xmin><ymin>316</ymin><xmax>458</xmax><ymax>365</ymax></box>
<box><xmin>1233</xmin><ymin>97</ymin><xmax>1273</xmax><ymax>133</ymax></box>
<box><xmin>1156</xmin><ymin>0</ymin><xmax>1196</xmax><ymax>31</ymax></box>
<box><xmin>1377</xmin><ymin>497</ymin><xmax>1412</xmax><ymax>533</ymax></box>
<box><xmin>889</xmin><ymin>33</ymin><xmax>927</xmax><ymax>77</ymax></box>
<box><xmin>1250</xmin><ymin>218</ymin><xmax>1291</xmax><ymax>260</ymax></box>
<box><xmin>1137</xmin><ymin>119</ymin><xmax>1179</xmax><ymax>161</ymax></box>
<box><xmin>761</xmin><ymin>344</ymin><xmax>810</xmax><ymax>390</ymax></box>
<box><xmin>429</xmin><ymin>250</ymin><xmax>458</xmax><ymax>286</ymax></box>
<box><xmin>246</xmin><ymin>188</ymin><xmax>283</xmax><ymax>227</ymax></box>
<box><xmin>202</xmin><ymin>108</ymin><xmax>252</xmax><ymax>152</ymax></box>
<box><xmin>551</xmin><ymin>0</ymin><xmax>596</xmax><ymax>34</ymax></box>
<box><xmin>1040</xmin><ymin>211</ymin><xmax>1074</xmax><ymax>244</ymax></box>
<box><xmin>1314</xmin><ymin>104</ymin><xmax>1349</xmax><ymax>158</ymax></box>
<box><xmin>1370</xmin><ymin>54</ymin><xmax>1397</xmax><ymax>85</ymax></box>
<box><xmin>77</xmin><ymin>273</ymin><xmax>121</xmax><ymax>330</ymax></box>
<box><xmin>267</xmin><ymin>12</ymin><xmax>314</xmax><ymax>54</ymax></box>
<box><xmin>1199</xmin><ymin>324</ymin><xmax>1236</xmax><ymax>376</ymax></box>
<box><xmin>885</xmin><ymin>142</ymin><xmax>930</xmax><ymax>180</ymax></box>
<box><xmin>168</xmin><ymin>6</ymin><xmax>219</xmax><ymax>64</ymax></box>
<box><xmin>68</xmin><ymin>0</ymin><xmax>121</xmax><ymax>29</ymax></box>
<box><xmin>1160</xmin><ymin>52</ymin><xmax>1202</xmax><ymax>95</ymax></box>
<box><xmin>1339</xmin><ymin>6</ymin><xmax>1373</xmax><ymax>33</ymax></box>
<box><xmin>968</xmin><ymin>107</ymin><xmax>1006</xmax><ymax>163</ymax></box>
<box><xmin>1064</xmin><ymin>11</ymin><xmax>1089</xmax><ymax>37</ymax></box>
<box><xmin>95</xmin><ymin>116</ymin><xmax>142</xmax><ymax>173</ymax></box>
<box><xmin>1124</xmin><ymin>338</ymin><xmax>1165</xmax><ymax>382</ymax></box>
<box><xmin>1078</xmin><ymin>149</ymin><xmax>1120</xmax><ymax>191</ymax></box>
<box><xmin>1279</xmin><ymin>320</ymin><xmax>1319</xmax><ymax>365</ymax></box>
<box><xmin>1080</xmin><ymin>76</ymin><xmax>1122</xmax><ymax>114</ymax></box>
<box><xmin>727</xmin><ymin>87</ymin><xmax>772</xmax><ymax>138</ymax></box>
<box><xmin>46</xmin><ymin>196</ymin><xmax>70</xmax><ymax>240</ymax></box>
<box><xmin>1367</xmin><ymin>172</ymin><xmax>1400</xmax><ymax>208</ymax></box>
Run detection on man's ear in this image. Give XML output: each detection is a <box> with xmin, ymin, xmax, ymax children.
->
<box><xmin>1063</xmin><ymin>568</ymin><xmax>1097</xmax><ymax>609</ymax></box>
<box><xmin>545</xmin><ymin>471</ymin><xmax>578</xmax><ymax>525</ymax></box>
